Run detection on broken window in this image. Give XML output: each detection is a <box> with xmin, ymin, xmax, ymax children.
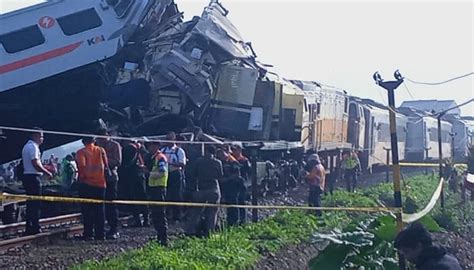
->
<box><xmin>110</xmin><ymin>0</ymin><xmax>135</xmax><ymax>18</ymax></box>
<box><xmin>0</xmin><ymin>25</ymin><xmax>45</xmax><ymax>53</ymax></box>
<box><xmin>57</xmin><ymin>8</ymin><xmax>102</xmax><ymax>36</ymax></box>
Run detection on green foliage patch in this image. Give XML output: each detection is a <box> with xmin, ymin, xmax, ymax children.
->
<box><xmin>75</xmin><ymin>174</ymin><xmax>471</xmax><ymax>269</ymax></box>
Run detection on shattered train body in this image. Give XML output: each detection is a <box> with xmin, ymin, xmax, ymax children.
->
<box><xmin>0</xmin><ymin>0</ymin><xmax>316</xmax><ymax>163</ymax></box>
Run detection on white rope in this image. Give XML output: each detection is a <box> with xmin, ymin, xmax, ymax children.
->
<box><xmin>0</xmin><ymin>125</ymin><xmax>291</xmax><ymax>146</ymax></box>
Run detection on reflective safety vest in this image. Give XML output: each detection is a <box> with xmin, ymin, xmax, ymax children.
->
<box><xmin>344</xmin><ymin>156</ymin><xmax>359</xmax><ymax>170</ymax></box>
<box><xmin>76</xmin><ymin>144</ymin><xmax>107</xmax><ymax>188</ymax></box>
<box><xmin>148</xmin><ymin>151</ymin><xmax>168</xmax><ymax>187</ymax></box>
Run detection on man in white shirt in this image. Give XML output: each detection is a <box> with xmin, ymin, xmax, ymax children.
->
<box><xmin>21</xmin><ymin>128</ymin><xmax>52</xmax><ymax>235</ymax></box>
<box><xmin>160</xmin><ymin>132</ymin><xmax>186</xmax><ymax>221</ymax></box>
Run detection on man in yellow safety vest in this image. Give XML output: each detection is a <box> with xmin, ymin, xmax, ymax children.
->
<box><xmin>147</xmin><ymin>142</ymin><xmax>169</xmax><ymax>246</ymax></box>
<box><xmin>342</xmin><ymin>150</ymin><xmax>361</xmax><ymax>192</ymax></box>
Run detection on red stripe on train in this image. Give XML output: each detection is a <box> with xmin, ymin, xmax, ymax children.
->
<box><xmin>0</xmin><ymin>41</ymin><xmax>83</xmax><ymax>74</ymax></box>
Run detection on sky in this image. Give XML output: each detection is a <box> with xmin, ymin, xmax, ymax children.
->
<box><xmin>1</xmin><ymin>0</ymin><xmax>473</xmax><ymax>116</ymax></box>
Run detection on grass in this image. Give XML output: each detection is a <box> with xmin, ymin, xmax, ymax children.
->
<box><xmin>74</xmin><ymin>173</ymin><xmax>472</xmax><ymax>269</ymax></box>
<box><xmin>74</xmin><ymin>210</ymin><xmax>322</xmax><ymax>270</ymax></box>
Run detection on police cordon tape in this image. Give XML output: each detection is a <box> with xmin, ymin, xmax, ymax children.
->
<box><xmin>398</xmin><ymin>162</ymin><xmax>466</xmax><ymax>167</ymax></box>
<box><xmin>0</xmin><ymin>193</ymin><xmax>401</xmax><ymax>214</ymax></box>
<box><xmin>402</xmin><ymin>177</ymin><xmax>444</xmax><ymax>223</ymax></box>
<box><xmin>0</xmin><ymin>178</ymin><xmax>447</xmax><ymax>222</ymax></box>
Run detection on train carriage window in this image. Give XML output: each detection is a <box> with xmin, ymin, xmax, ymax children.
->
<box><xmin>0</xmin><ymin>25</ymin><xmax>45</xmax><ymax>53</ymax></box>
<box><xmin>397</xmin><ymin>125</ymin><xmax>406</xmax><ymax>142</ymax></box>
<box><xmin>57</xmin><ymin>8</ymin><xmax>102</xmax><ymax>36</ymax></box>
<box><xmin>110</xmin><ymin>0</ymin><xmax>135</xmax><ymax>18</ymax></box>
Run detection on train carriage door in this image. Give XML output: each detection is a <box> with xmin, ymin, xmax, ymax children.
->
<box><xmin>348</xmin><ymin>102</ymin><xmax>365</xmax><ymax>149</ymax></box>
<box><xmin>348</xmin><ymin>102</ymin><xmax>359</xmax><ymax>147</ymax></box>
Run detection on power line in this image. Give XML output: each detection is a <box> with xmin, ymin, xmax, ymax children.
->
<box><xmin>375</xmin><ymin>86</ymin><xmax>388</xmax><ymax>106</ymax></box>
<box><xmin>402</xmin><ymin>81</ymin><xmax>415</xmax><ymax>100</ymax></box>
<box><xmin>406</xmin><ymin>72</ymin><xmax>474</xmax><ymax>86</ymax></box>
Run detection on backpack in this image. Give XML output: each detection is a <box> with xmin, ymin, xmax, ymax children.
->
<box><xmin>15</xmin><ymin>159</ymin><xmax>24</xmax><ymax>181</ymax></box>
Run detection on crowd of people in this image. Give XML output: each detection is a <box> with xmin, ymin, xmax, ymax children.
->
<box><xmin>15</xmin><ymin>128</ymin><xmax>465</xmax><ymax>269</ymax></box>
<box><xmin>16</xmin><ymin>127</ymin><xmax>369</xmax><ymax>241</ymax></box>
<box><xmin>18</xmin><ymin>128</ymin><xmax>254</xmax><ymax>245</ymax></box>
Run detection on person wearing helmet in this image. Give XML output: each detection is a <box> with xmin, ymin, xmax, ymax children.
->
<box><xmin>305</xmin><ymin>154</ymin><xmax>325</xmax><ymax>216</ymax></box>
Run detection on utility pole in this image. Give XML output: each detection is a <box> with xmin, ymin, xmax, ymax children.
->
<box><xmin>373</xmin><ymin>70</ymin><xmax>405</xmax><ymax>270</ymax></box>
<box><xmin>433</xmin><ymin>99</ymin><xmax>474</xmax><ymax>209</ymax></box>
<box><xmin>450</xmin><ymin>132</ymin><xmax>455</xmax><ymax>161</ymax></box>
<box><xmin>243</xmin><ymin>142</ymin><xmax>264</xmax><ymax>222</ymax></box>
<box><xmin>437</xmin><ymin>114</ymin><xmax>445</xmax><ymax>209</ymax></box>
<box><xmin>383</xmin><ymin>147</ymin><xmax>391</xmax><ymax>183</ymax></box>
<box><xmin>435</xmin><ymin>98</ymin><xmax>474</xmax><ymax>209</ymax></box>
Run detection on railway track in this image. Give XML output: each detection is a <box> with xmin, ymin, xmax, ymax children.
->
<box><xmin>0</xmin><ymin>213</ymin><xmax>134</xmax><ymax>252</ymax></box>
<box><xmin>0</xmin><ymin>213</ymin><xmax>83</xmax><ymax>252</ymax></box>
<box><xmin>0</xmin><ymin>213</ymin><xmax>82</xmax><ymax>240</ymax></box>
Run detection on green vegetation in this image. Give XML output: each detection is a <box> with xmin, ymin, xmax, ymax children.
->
<box><xmin>309</xmin><ymin>212</ymin><xmax>443</xmax><ymax>270</ymax></box>
<box><xmin>310</xmin><ymin>174</ymin><xmax>473</xmax><ymax>270</ymax></box>
<box><xmin>75</xmin><ymin>174</ymin><xmax>472</xmax><ymax>270</ymax></box>
<box><xmin>75</xmin><ymin>210</ymin><xmax>323</xmax><ymax>270</ymax></box>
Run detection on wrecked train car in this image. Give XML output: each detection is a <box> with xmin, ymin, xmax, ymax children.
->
<box><xmin>1</xmin><ymin>0</ymin><xmax>342</xmax><ymax>164</ymax></box>
<box><xmin>0</xmin><ymin>0</ymin><xmax>181</xmax><ymax>163</ymax></box>
<box><xmin>103</xmin><ymin>1</ymin><xmax>269</xmax><ymax>137</ymax></box>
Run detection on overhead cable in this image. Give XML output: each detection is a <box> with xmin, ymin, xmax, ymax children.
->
<box><xmin>406</xmin><ymin>72</ymin><xmax>474</xmax><ymax>86</ymax></box>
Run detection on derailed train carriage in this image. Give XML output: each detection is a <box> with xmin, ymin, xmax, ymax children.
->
<box><xmin>0</xmin><ymin>0</ymin><xmax>182</xmax><ymax>163</ymax></box>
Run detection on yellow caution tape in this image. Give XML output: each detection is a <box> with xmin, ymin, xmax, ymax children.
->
<box><xmin>399</xmin><ymin>162</ymin><xmax>439</xmax><ymax>167</ymax></box>
<box><xmin>402</xmin><ymin>177</ymin><xmax>444</xmax><ymax>223</ymax></box>
<box><xmin>1</xmin><ymin>177</ymin><xmax>448</xmax><ymax>221</ymax></box>
<box><xmin>398</xmin><ymin>162</ymin><xmax>466</xmax><ymax>167</ymax></box>
<box><xmin>0</xmin><ymin>193</ymin><xmax>401</xmax><ymax>214</ymax></box>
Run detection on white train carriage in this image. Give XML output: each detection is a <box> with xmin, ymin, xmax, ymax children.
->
<box><xmin>405</xmin><ymin>115</ymin><xmax>452</xmax><ymax>161</ymax></box>
<box><xmin>445</xmin><ymin>116</ymin><xmax>474</xmax><ymax>161</ymax></box>
<box><xmin>348</xmin><ymin>97</ymin><xmax>407</xmax><ymax>171</ymax></box>
<box><xmin>0</xmin><ymin>0</ymin><xmax>154</xmax><ymax>92</ymax></box>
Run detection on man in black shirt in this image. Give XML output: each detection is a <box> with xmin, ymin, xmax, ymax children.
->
<box><xmin>220</xmin><ymin>164</ymin><xmax>246</xmax><ymax>226</ymax></box>
<box><xmin>185</xmin><ymin>146</ymin><xmax>223</xmax><ymax>236</ymax></box>
<box><xmin>395</xmin><ymin>222</ymin><xmax>461</xmax><ymax>270</ymax></box>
